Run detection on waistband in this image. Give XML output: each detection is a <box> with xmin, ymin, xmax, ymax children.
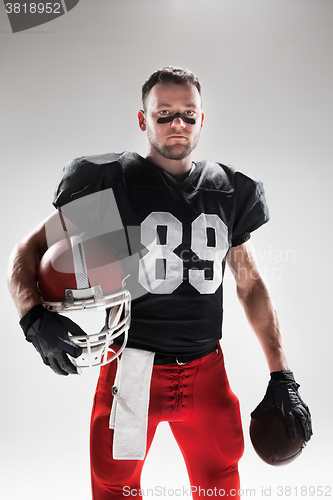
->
<box><xmin>153</xmin><ymin>344</ymin><xmax>218</xmax><ymax>366</ymax></box>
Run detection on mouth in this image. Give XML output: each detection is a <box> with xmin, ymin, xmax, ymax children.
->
<box><xmin>167</xmin><ymin>135</ymin><xmax>188</xmax><ymax>140</ymax></box>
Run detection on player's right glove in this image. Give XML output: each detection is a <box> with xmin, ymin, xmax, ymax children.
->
<box><xmin>20</xmin><ymin>304</ymin><xmax>83</xmax><ymax>376</ymax></box>
<box><xmin>251</xmin><ymin>371</ymin><xmax>312</xmax><ymax>442</ymax></box>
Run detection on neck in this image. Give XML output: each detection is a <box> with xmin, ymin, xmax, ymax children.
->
<box><xmin>146</xmin><ymin>149</ymin><xmax>193</xmax><ymax>178</ymax></box>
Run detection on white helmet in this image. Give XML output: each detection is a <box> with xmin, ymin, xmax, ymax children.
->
<box><xmin>37</xmin><ymin>235</ymin><xmax>131</xmax><ymax>368</ymax></box>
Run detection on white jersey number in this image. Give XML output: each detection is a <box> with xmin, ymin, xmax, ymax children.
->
<box><xmin>138</xmin><ymin>212</ymin><xmax>228</xmax><ymax>294</ymax></box>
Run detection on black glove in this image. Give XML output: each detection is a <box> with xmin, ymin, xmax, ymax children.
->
<box><xmin>20</xmin><ymin>304</ymin><xmax>83</xmax><ymax>376</ymax></box>
<box><xmin>251</xmin><ymin>371</ymin><xmax>312</xmax><ymax>442</ymax></box>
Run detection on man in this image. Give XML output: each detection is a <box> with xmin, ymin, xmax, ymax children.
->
<box><xmin>7</xmin><ymin>67</ymin><xmax>312</xmax><ymax>499</ymax></box>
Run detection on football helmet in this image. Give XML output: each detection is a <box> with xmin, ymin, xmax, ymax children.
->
<box><xmin>37</xmin><ymin>235</ymin><xmax>131</xmax><ymax>368</ymax></box>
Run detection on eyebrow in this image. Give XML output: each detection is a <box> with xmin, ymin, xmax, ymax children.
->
<box><xmin>156</xmin><ymin>103</ymin><xmax>198</xmax><ymax>108</ymax></box>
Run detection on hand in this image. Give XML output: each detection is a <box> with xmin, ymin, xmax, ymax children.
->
<box><xmin>251</xmin><ymin>371</ymin><xmax>312</xmax><ymax>442</ymax></box>
<box><xmin>20</xmin><ymin>304</ymin><xmax>83</xmax><ymax>375</ymax></box>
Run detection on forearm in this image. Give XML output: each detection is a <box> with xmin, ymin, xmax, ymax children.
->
<box><xmin>7</xmin><ymin>235</ymin><xmax>46</xmax><ymax>318</ymax></box>
<box><xmin>237</xmin><ymin>279</ymin><xmax>289</xmax><ymax>372</ymax></box>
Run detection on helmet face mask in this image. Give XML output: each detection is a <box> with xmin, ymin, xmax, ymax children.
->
<box><xmin>37</xmin><ymin>236</ymin><xmax>131</xmax><ymax>369</ymax></box>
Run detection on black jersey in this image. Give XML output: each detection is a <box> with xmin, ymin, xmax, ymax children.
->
<box><xmin>53</xmin><ymin>152</ymin><xmax>269</xmax><ymax>356</ymax></box>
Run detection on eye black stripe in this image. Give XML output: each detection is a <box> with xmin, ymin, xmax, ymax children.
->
<box><xmin>157</xmin><ymin>112</ymin><xmax>195</xmax><ymax>125</ymax></box>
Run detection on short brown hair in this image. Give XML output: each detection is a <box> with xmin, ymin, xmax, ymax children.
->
<box><xmin>141</xmin><ymin>66</ymin><xmax>202</xmax><ymax>111</ymax></box>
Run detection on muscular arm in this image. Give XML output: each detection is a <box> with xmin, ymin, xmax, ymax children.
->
<box><xmin>7</xmin><ymin>211</ymin><xmax>81</xmax><ymax>318</ymax></box>
<box><xmin>227</xmin><ymin>240</ymin><xmax>289</xmax><ymax>372</ymax></box>
<box><xmin>229</xmin><ymin>242</ymin><xmax>313</xmax><ymax>442</ymax></box>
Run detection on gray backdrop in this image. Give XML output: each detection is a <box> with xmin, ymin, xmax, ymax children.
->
<box><xmin>1</xmin><ymin>0</ymin><xmax>332</xmax><ymax>498</ymax></box>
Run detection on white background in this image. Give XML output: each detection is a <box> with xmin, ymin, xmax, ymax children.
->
<box><xmin>1</xmin><ymin>0</ymin><xmax>332</xmax><ymax>498</ymax></box>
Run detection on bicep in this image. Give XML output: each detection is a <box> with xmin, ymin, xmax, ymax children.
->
<box><xmin>7</xmin><ymin>211</ymin><xmax>83</xmax><ymax>316</ymax></box>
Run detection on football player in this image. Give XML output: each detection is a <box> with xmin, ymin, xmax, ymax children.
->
<box><xmin>7</xmin><ymin>67</ymin><xmax>312</xmax><ymax>499</ymax></box>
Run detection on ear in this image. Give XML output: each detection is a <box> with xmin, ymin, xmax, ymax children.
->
<box><xmin>138</xmin><ymin>110</ymin><xmax>146</xmax><ymax>131</ymax></box>
<box><xmin>200</xmin><ymin>112</ymin><xmax>204</xmax><ymax>129</ymax></box>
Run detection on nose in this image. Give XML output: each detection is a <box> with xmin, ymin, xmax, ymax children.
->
<box><xmin>170</xmin><ymin>116</ymin><xmax>186</xmax><ymax>128</ymax></box>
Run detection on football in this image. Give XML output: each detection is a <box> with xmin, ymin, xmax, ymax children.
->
<box><xmin>250</xmin><ymin>407</ymin><xmax>306</xmax><ymax>466</ymax></box>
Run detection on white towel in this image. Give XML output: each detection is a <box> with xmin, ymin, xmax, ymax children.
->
<box><xmin>109</xmin><ymin>347</ymin><xmax>155</xmax><ymax>460</ymax></box>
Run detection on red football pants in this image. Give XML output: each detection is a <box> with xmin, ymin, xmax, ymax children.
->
<box><xmin>90</xmin><ymin>345</ymin><xmax>244</xmax><ymax>499</ymax></box>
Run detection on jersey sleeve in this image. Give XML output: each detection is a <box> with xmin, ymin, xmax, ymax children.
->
<box><xmin>52</xmin><ymin>154</ymin><xmax>126</xmax><ymax>244</ymax></box>
<box><xmin>53</xmin><ymin>156</ymin><xmax>107</xmax><ymax>209</ymax></box>
<box><xmin>231</xmin><ymin>172</ymin><xmax>269</xmax><ymax>247</ymax></box>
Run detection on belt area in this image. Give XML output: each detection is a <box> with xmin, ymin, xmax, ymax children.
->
<box><xmin>153</xmin><ymin>344</ymin><xmax>218</xmax><ymax>366</ymax></box>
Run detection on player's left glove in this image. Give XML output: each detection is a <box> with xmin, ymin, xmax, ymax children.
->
<box><xmin>251</xmin><ymin>371</ymin><xmax>312</xmax><ymax>442</ymax></box>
